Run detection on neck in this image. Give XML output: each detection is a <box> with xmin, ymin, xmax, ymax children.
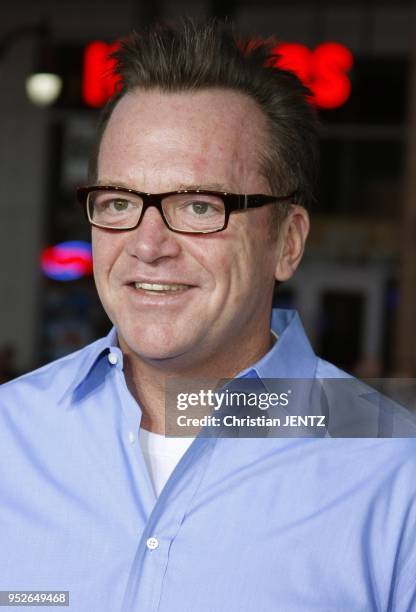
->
<box><xmin>120</xmin><ymin>327</ymin><xmax>275</xmax><ymax>435</ymax></box>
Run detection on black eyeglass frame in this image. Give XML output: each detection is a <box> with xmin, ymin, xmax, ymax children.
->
<box><xmin>76</xmin><ymin>185</ymin><xmax>298</xmax><ymax>234</ymax></box>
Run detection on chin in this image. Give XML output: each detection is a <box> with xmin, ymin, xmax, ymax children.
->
<box><xmin>117</xmin><ymin>325</ymin><xmax>193</xmax><ymax>362</ymax></box>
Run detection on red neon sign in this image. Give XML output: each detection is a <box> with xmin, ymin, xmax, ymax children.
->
<box><xmin>272</xmin><ymin>42</ymin><xmax>353</xmax><ymax>109</ymax></box>
<box><xmin>41</xmin><ymin>241</ymin><xmax>93</xmax><ymax>281</ymax></box>
<box><xmin>82</xmin><ymin>40</ymin><xmax>353</xmax><ymax>110</ymax></box>
<box><xmin>82</xmin><ymin>41</ymin><xmax>120</xmax><ymax>107</ymax></box>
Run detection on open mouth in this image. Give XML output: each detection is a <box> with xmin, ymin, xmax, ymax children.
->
<box><xmin>132</xmin><ymin>282</ymin><xmax>192</xmax><ymax>293</ymax></box>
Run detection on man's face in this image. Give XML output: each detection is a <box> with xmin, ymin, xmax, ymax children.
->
<box><xmin>93</xmin><ymin>88</ymin><xmax>289</xmax><ymax>371</ymax></box>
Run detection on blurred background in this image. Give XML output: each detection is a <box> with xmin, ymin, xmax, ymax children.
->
<box><xmin>1</xmin><ymin>0</ymin><xmax>416</xmax><ymax>383</ymax></box>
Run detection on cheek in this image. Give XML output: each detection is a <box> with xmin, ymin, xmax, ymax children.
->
<box><xmin>181</xmin><ymin>234</ymin><xmax>232</xmax><ymax>285</ymax></box>
<box><xmin>234</xmin><ymin>222</ymin><xmax>278</xmax><ymax>287</ymax></box>
<box><xmin>195</xmin><ymin>238</ymin><xmax>254</xmax><ymax>302</ymax></box>
<box><xmin>91</xmin><ymin>230</ymin><xmax>122</xmax><ymax>279</ymax></box>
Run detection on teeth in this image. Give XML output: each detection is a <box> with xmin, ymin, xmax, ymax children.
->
<box><xmin>134</xmin><ymin>282</ymin><xmax>189</xmax><ymax>292</ymax></box>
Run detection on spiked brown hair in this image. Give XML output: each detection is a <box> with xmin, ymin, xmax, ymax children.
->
<box><xmin>88</xmin><ymin>18</ymin><xmax>319</xmax><ymax>217</ymax></box>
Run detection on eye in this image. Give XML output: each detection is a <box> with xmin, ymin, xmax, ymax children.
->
<box><xmin>184</xmin><ymin>200</ymin><xmax>223</xmax><ymax>216</ymax></box>
<box><xmin>108</xmin><ymin>199</ymin><xmax>132</xmax><ymax>212</ymax></box>
<box><xmin>189</xmin><ymin>201</ymin><xmax>210</xmax><ymax>215</ymax></box>
<box><xmin>95</xmin><ymin>197</ymin><xmax>135</xmax><ymax>214</ymax></box>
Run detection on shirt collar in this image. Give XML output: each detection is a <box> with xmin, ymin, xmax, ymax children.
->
<box><xmin>235</xmin><ymin>308</ymin><xmax>318</xmax><ymax>387</ymax></box>
<box><xmin>68</xmin><ymin>308</ymin><xmax>317</xmax><ymax>395</ymax></box>
<box><xmin>66</xmin><ymin>326</ymin><xmax>119</xmax><ymax>397</ymax></box>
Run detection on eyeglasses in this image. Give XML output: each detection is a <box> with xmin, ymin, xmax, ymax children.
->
<box><xmin>76</xmin><ymin>185</ymin><xmax>297</xmax><ymax>234</ymax></box>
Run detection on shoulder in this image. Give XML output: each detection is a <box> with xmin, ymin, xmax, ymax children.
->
<box><xmin>0</xmin><ymin>337</ymin><xmax>116</xmax><ymax>476</ymax></box>
<box><xmin>316</xmin><ymin>357</ymin><xmax>352</xmax><ymax>378</ymax></box>
<box><xmin>315</xmin><ymin>359</ymin><xmax>416</xmax><ymax>438</ymax></box>
<box><xmin>0</xmin><ymin>337</ymin><xmax>108</xmax><ymax>408</ymax></box>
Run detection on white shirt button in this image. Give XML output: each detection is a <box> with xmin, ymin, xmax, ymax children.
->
<box><xmin>108</xmin><ymin>352</ymin><xmax>118</xmax><ymax>365</ymax></box>
<box><xmin>146</xmin><ymin>537</ymin><xmax>159</xmax><ymax>551</ymax></box>
<box><xmin>128</xmin><ymin>431</ymin><xmax>136</xmax><ymax>444</ymax></box>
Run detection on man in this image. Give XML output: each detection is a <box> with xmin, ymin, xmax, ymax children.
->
<box><xmin>1</xmin><ymin>18</ymin><xmax>415</xmax><ymax>612</ymax></box>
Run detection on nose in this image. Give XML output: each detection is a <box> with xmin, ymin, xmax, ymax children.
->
<box><xmin>124</xmin><ymin>205</ymin><xmax>181</xmax><ymax>263</ymax></box>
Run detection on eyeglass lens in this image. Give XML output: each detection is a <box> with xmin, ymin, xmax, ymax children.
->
<box><xmin>87</xmin><ymin>190</ymin><xmax>226</xmax><ymax>232</ymax></box>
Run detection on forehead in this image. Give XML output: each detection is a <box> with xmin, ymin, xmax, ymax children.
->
<box><xmin>97</xmin><ymin>88</ymin><xmax>269</xmax><ymax>193</ymax></box>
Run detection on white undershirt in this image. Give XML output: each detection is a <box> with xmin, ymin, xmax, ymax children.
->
<box><xmin>139</xmin><ymin>428</ymin><xmax>194</xmax><ymax>496</ymax></box>
<box><xmin>139</xmin><ymin>330</ymin><xmax>279</xmax><ymax>497</ymax></box>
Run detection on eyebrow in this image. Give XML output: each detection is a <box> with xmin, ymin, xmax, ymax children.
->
<box><xmin>95</xmin><ymin>180</ymin><xmax>232</xmax><ymax>192</ymax></box>
<box><xmin>177</xmin><ymin>183</ymin><xmax>230</xmax><ymax>192</ymax></box>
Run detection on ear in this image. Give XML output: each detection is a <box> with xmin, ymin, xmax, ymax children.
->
<box><xmin>274</xmin><ymin>206</ymin><xmax>310</xmax><ymax>282</ymax></box>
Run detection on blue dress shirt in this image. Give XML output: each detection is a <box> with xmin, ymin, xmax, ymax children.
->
<box><xmin>1</xmin><ymin>309</ymin><xmax>415</xmax><ymax>611</ymax></box>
